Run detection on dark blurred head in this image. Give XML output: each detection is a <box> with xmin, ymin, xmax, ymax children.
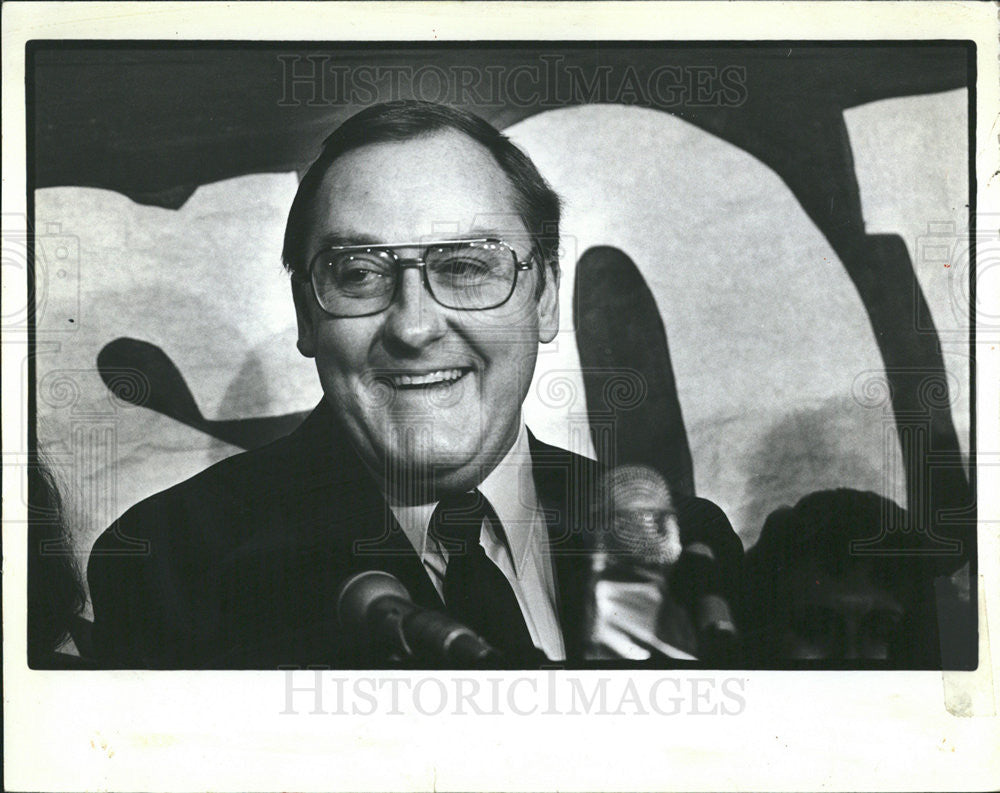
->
<box><xmin>282</xmin><ymin>100</ymin><xmax>561</xmax><ymax>294</ymax></box>
<box><xmin>28</xmin><ymin>461</ymin><xmax>86</xmax><ymax>666</ymax></box>
<box><xmin>744</xmin><ymin>489</ymin><xmax>931</xmax><ymax>664</ymax></box>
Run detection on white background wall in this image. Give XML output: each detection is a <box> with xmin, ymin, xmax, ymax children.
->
<box><xmin>34</xmin><ymin>92</ymin><xmax>969</xmax><ymax>607</ymax></box>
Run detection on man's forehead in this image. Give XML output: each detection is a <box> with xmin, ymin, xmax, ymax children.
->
<box><xmin>316</xmin><ymin>130</ymin><xmax>513</xmax><ymax>199</ymax></box>
<box><xmin>306</xmin><ymin>131</ymin><xmax>522</xmax><ymax>240</ymax></box>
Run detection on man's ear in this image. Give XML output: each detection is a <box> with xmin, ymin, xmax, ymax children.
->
<box><xmin>536</xmin><ymin>260</ymin><xmax>560</xmax><ymax>344</ymax></box>
<box><xmin>291</xmin><ymin>278</ymin><xmax>317</xmax><ymax>358</ymax></box>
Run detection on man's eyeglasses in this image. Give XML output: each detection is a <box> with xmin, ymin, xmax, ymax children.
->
<box><xmin>306</xmin><ymin>238</ymin><xmax>535</xmax><ymax>318</ymax></box>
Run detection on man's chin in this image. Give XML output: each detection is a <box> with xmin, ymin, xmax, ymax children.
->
<box><xmin>377</xmin><ymin>436</ymin><xmax>504</xmax><ymax>496</ymax></box>
<box><xmin>387</xmin><ymin>440</ymin><xmax>481</xmax><ymax>475</ymax></box>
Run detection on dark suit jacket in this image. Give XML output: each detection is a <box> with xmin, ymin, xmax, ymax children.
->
<box><xmin>88</xmin><ymin>400</ymin><xmax>738</xmax><ymax>669</ymax></box>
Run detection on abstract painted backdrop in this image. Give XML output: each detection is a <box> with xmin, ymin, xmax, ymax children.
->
<box><xmin>27</xmin><ymin>46</ymin><xmax>972</xmax><ymax>615</ymax></box>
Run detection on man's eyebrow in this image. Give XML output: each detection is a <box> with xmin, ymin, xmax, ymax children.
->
<box><xmin>314</xmin><ymin>232</ymin><xmax>383</xmax><ymax>248</ymax></box>
<box><xmin>466</xmin><ymin>227</ymin><xmax>519</xmax><ymax>239</ymax></box>
<box><xmin>313</xmin><ymin>229</ymin><xmax>528</xmax><ymax>249</ymax></box>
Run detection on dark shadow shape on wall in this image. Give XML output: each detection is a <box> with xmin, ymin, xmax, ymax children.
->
<box><xmin>98</xmin><ymin>337</ymin><xmax>308</xmax><ymax>450</ymax></box>
<box><xmin>574</xmin><ymin>245</ymin><xmax>695</xmax><ymax>498</ymax></box>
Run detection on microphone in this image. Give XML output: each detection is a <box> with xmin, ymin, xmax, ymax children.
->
<box><xmin>584</xmin><ymin>464</ymin><xmax>741</xmax><ymax>663</ymax></box>
<box><xmin>584</xmin><ymin>465</ymin><xmax>697</xmax><ymax>660</ymax></box>
<box><xmin>336</xmin><ymin>570</ymin><xmax>501</xmax><ymax>667</ymax></box>
<box><xmin>668</xmin><ymin>541</ymin><xmax>740</xmax><ymax>663</ymax></box>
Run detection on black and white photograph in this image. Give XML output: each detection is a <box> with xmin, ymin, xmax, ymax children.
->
<box><xmin>4</xmin><ymin>2</ymin><xmax>999</xmax><ymax>791</ymax></box>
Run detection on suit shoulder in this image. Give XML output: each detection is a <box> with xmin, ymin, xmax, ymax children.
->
<box><xmin>159</xmin><ymin>429</ymin><xmax>308</xmax><ymax>500</ymax></box>
<box><xmin>526</xmin><ymin>432</ymin><xmax>599</xmax><ymax>469</ymax></box>
<box><xmin>92</xmin><ymin>426</ymin><xmax>318</xmax><ymax>555</ymax></box>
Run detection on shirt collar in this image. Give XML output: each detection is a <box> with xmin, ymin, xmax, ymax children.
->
<box><xmin>477</xmin><ymin>420</ymin><xmax>539</xmax><ymax>577</ymax></box>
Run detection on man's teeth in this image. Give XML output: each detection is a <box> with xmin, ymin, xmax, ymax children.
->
<box><xmin>391</xmin><ymin>369</ymin><xmax>466</xmax><ymax>387</ymax></box>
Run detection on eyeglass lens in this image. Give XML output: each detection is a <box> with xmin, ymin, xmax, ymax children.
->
<box><xmin>311</xmin><ymin>241</ymin><xmax>519</xmax><ymax>315</ymax></box>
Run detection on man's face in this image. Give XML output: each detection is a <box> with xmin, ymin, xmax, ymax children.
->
<box><xmin>293</xmin><ymin>129</ymin><xmax>559</xmax><ymax>497</ymax></box>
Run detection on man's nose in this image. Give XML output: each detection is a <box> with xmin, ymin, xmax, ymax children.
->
<box><xmin>382</xmin><ymin>266</ymin><xmax>447</xmax><ymax>352</ymax></box>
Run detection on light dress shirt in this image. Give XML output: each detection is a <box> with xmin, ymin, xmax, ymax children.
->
<box><xmin>387</xmin><ymin>422</ymin><xmax>565</xmax><ymax>661</ymax></box>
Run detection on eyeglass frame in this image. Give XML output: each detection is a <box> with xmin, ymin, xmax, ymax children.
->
<box><xmin>301</xmin><ymin>237</ymin><xmax>538</xmax><ymax>318</ymax></box>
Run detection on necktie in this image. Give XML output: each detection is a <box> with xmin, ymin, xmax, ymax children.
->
<box><xmin>429</xmin><ymin>490</ymin><xmax>537</xmax><ymax>662</ymax></box>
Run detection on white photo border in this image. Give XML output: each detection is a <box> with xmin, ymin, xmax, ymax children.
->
<box><xmin>3</xmin><ymin>2</ymin><xmax>999</xmax><ymax>791</ymax></box>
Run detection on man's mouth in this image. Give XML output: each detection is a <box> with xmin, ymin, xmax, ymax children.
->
<box><xmin>387</xmin><ymin>368</ymin><xmax>471</xmax><ymax>389</ymax></box>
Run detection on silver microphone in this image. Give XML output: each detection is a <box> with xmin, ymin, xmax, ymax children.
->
<box><xmin>336</xmin><ymin>570</ymin><xmax>500</xmax><ymax>666</ymax></box>
<box><xmin>585</xmin><ymin>465</ymin><xmax>696</xmax><ymax>660</ymax></box>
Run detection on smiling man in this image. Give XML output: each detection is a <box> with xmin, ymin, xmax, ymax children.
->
<box><xmin>282</xmin><ymin>102</ymin><xmax>570</xmax><ymax>664</ymax></box>
<box><xmin>88</xmin><ymin>101</ymin><xmax>733</xmax><ymax>669</ymax></box>
<box><xmin>89</xmin><ymin>101</ymin><xmax>593</xmax><ymax>668</ymax></box>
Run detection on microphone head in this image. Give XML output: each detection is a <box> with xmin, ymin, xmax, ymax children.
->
<box><xmin>595</xmin><ymin>464</ymin><xmax>682</xmax><ymax>566</ymax></box>
<box><xmin>336</xmin><ymin>570</ymin><xmax>411</xmax><ymax>632</ymax></box>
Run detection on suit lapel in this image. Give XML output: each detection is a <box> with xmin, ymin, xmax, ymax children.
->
<box><xmin>348</xmin><ymin>498</ymin><xmax>444</xmax><ymax>610</ymax></box>
<box><xmin>528</xmin><ymin>431</ymin><xmax>599</xmax><ymax>664</ymax></box>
